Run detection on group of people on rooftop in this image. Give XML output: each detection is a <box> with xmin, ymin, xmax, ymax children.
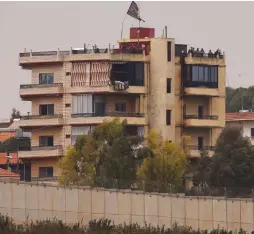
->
<box><xmin>187</xmin><ymin>47</ymin><xmax>222</xmax><ymax>58</ymax></box>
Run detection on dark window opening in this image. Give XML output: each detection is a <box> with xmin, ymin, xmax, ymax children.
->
<box><xmin>39</xmin><ymin>104</ymin><xmax>54</xmax><ymax>115</ymax></box>
<box><xmin>39</xmin><ymin>136</ymin><xmax>54</xmax><ymax>147</ymax></box>
<box><xmin>39</xmin><ymin>167</ymin><xmax>53</xmax><ymax>178</ymax></box>
<box><xmin>66</xmin><ymin>72</ymin><xmax>71</xmax><ymax>76</ymax></box>
<box><xmin>198</xmin><ymin>105</ymin><xmax>204</xmax><ymax>119</ymax></box>
<box><xmin>167</xmin><ymin>78</ymin><xmax>172</xmax><ymax>93</ymax></box>
<box><xmin>183</xmin><ymin>104</ymin><xmax>186</xmax><ymax>117</ymax></box>
<box><xmin>115</xmin><ymin>103</ymin><xmax>126</xmax><ymax>112</ymax></box>
<box><xmin>66</xmin><ymin>134</ymin><xmax>71</xmax><ymax>139</ymax></box>
<box><xmin>65</xmin><ymin>103</ymin><xmax>71</xmax><ymax>107</ymax></box>
<box><xmin>166</xmin><ymin>110</ymin><xmax>171</xmax><ymax>125</ymax></box>
<box><xmin>167</xmin><ymin>42</ymin><xmax>172</xmax><ymax>62</ymax></box>
<box><xmin>111</xmin><ymin>62</ymin><xmax>144</xmax><ymax>86</ymax></box>
<box><xmin>39</xmin><ymin>73</ymin><xmax>54</xmax><ymax>84</ymax></box>
<box><xmin>251</xmin><ymin>128</ymin><xmax>254</xmax><ymax>137</ymax></box>
<box><xmin>198</xmin><ymin>137</ymin><xmax>204</xmax><ymax>151</ymax></box>
<box><xmin>94</xmin><ymin>102</ymin><xmax>105</xmax><ymax>116</ymax></box>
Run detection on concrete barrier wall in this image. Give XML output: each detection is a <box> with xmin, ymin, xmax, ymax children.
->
<box><xmin>0</xmin><ymin>181</ymin><xmax>253</xmax><ymax>232</ymax></box>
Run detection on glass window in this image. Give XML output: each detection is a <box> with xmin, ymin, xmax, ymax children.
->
<box><xmin>166</xmin><ymin>110</ymin><xmax>171</xmax><ymax>125</ymax></box>
<box><xmin>115</xmin><ymin>103</ymin><xmax>126</xmax><ymax>112</ymax></box>
<box><xmin>39</xmin><ymin>136</ymin><xmax>54</xmax><ymax>147</ymax></box>
<box><xmin>198</xmin><ymin>66</ymin><xmax>204</xmax><ymax>81</ymax></box>
<box><xmin>39</xmin><ymin>73</ymin><xmax>54</xmax><ymax>84</ymax></box>
<box><xmin>192</xmin><ymin>66</ymin><xmax>199</xmax><ymax>81</ymax></box>
<box><xmin>204</xmin><ymin>67</ymin><xmax>209</xmax><ymax>82</ymax></box>
<box><xmin>39</xmin><ymin>167</ymin><xmax>53</xmax><ymax>178</ymax></box>
<box><xmin>39</xmin><ymin>104</ymin><xmax>54</xmax><ymax>115</ymax></box>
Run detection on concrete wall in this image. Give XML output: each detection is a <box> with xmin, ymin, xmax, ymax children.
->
<box><xmin>0</xmin><ymin>181</ymin><xmax>254</xmax><ymax>232</ymax></box>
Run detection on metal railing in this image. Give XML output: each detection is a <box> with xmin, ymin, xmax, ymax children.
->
<box><xmin>20</xmin><ymin>51</ymin><xmax>70</xmax><ymax>57</ymax></box>
<box><xmin>182</xmin><ymin>52</ymin><xmax>224</xmax><ymax>59</ymax></box>
<box><xmin>184</xmin><ymin>115</ymin><xmax>218</xmax><ymax>120</ymax></box>
<box><xmin>20</xmin><ymin>83</ymin><xmax>63</xmax><ymax>89</ymax></box>
<box><xmin>71</xmin><ymin>112</ymin><xmax>145</xmax><ymax>118</ymax></box>
<box><xmin>20</xmin><ymin>114</ymin><xmax>63</xmax><ymax>120</ymax></box>
<box><xmin>19</xmin><ymin>145</ymin><xmax>62</xmax><ymax>151</ymax></box>
<box><xmin>189</xmin><ymin>145</ymin><xmax>216</xmax><ymax>151</ymax></box>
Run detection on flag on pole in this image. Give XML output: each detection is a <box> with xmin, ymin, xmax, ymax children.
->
<box><xmin>127</xmin><ymin>1</ymin><xmax>145</xmax><ymax>22</ymax></box>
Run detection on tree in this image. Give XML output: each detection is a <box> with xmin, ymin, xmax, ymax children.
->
<box><xmin>10</xmin><ymin>108</ymin><xmax>21</xmax><ymax>123</ymax></box>
<box><xmin>58</xmin><ymin>118</ymin><xmax>146</xmax><ymax>188</ymax></box>
<box><xmin>209</xmin><ymin>126</ymin><xmax>254</xmax><ymax>189</ymax></box>
<box><xmin>136</xmin><ymin>130</ymin><xmax>188</xmax><ymax>192</ymax></box>
<box><xmin>0</xmin><ymin>137</ymin><xmax>30</xmax><ymax>153</ymax></box>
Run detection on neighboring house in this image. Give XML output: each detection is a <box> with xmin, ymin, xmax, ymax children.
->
<box><xmin>0</xmin><ymin>119</ymin><xmax>31</xmax><ymax>181</ymax></box>
<box><xmin>18</xmin><ymin>26</ymin><xmax>226</xmax><ymax>180</ymax></box>
<box><xmin>226</xmin><ymin>112</ymin><xmax>254</xmax><ymax>144</ymax></box>
<box><xmin>0</xmin><ymin>168</ymin><xmax>20</xmax><ymax>181</ymax></box>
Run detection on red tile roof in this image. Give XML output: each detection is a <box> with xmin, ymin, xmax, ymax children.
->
<box><xmin>0</xmin><ymin>153</ymin><xmax>18</xmax><ymax>164</ymax></box>
<box><xmin>0</xmin><ymin>168</ymin><xmax>19</xmax><ymax>177</ymax></box>
<box><xmin>226</xmin><ymin>112</ymin><xmax>254</xmax><ymax>121</ymax></box>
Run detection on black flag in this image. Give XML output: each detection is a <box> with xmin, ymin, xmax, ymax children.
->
<box><xmin>127</xmin><ymin>1</ymin><xmax>145</xmax><ymax>22</ymax></box>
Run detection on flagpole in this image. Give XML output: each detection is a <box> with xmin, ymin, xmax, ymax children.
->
<box><xmin>121</xmin><ymin>14</ymin><xmax>127</xmax><ymax>40</ymax></box>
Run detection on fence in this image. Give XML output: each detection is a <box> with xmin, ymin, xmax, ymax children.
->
<box><xmin>0</xmin><ymin>180</ymin><xmax>254</xmax><ymax>232</ymax></box>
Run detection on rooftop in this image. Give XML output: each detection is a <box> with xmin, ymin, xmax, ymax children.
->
<box><xmin>0</xmin><ymin>168</ymin><xmax>19</xmax><ymax>178</ymax></box>
<box><xmin>226</xmin><ymin>112</ymin><xmax>254</xmax><ymax>121</ymax></box>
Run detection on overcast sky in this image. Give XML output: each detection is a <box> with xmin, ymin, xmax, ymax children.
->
<box><xmin>0</xmin><ymin>1</ymin><xmax>253</xmax><ymax>119</ymax></box>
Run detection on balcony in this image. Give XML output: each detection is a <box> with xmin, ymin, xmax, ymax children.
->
<box><xmin>183</xmin><ymin>115</ymin><xmax>219</xmax><ymax>128</ymax></box>
<box><xmin>188</xmin><ymin>145</ymin><xmax>215</xmax><ymax>158</ymax></box>
<box><xmin>19</xmin><ymin>114</ymin><xmax>63</xmax><ymax>128</ymax></box>
<box><xmin>19</xmin><ymin>51</ymin><xmax>70</xmax><ymax>67</ymax></box>
<box><xmin>20</xmin><ymin>83</ymin><xmax>64</xmax><ymax>100</ymax></box>
<box><xmin>184</xmin><ymin>87</ymin><xmax>219</xmax><ymax>97</ymax></box>
<box><xmin>69</xmin><ymin>82</ymin><xmax>146</xmax><ymax>94</ymax></box>
<box><xmin>183</xmin><ymin>52</ymin><xmax>225</xmax><ymax>66</ymax></box>
<box><xmin>18</xmin><ymin>145</ymin><xmax>63</xmax><ymax>159</ymax></box>
<box><xmin>69</xmin><ymin>112</ymin><xmax>146</xmax><ymax>126</ymax></box>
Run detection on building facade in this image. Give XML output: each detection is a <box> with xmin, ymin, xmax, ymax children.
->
<box><xmin>18</xmin><ymin>27</ymin><xmax>226</xmax><ymax>179</ymax></box>
<box><xmin>226</xmin><ymin>112</ymin><xmax>254</xmax><ymax>144</ymax></box>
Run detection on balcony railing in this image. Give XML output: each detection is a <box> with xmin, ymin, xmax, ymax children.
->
<box><xmin>19</xmin><ymin>47</ymin><xmax>143</xmax><ymax>57</ymax></box>
<box><xmin>20</xmin><ymin>83</ymin><xmax>63</xmax><ymax>89</ymax></box>
<box><xmin>19</xmin><ymin>145</ymin><xmax>62</xmax><ymax>151</ymax></box>
<box><xmin>183</xmin><ymin>81</ymin><xmax>218</xmax><ymax>89</ymax></box>
<box><xmin>20</xmin><ymin>51</ymin><xmax>70</xmax><ymax>57</ymax></box>
<box><xmin>20</xmin><ymin>114</ymin><xmax>63</xmax><ymax>120</ymax></box>
<box><xmin>189</xmin><ymin>145</ymin><xmax>216</xmax><ymax>151</ymax></box>
<box><xmin>181</xmin><ymin>52</ymin><xmax>224</xmax><ymax>59</ymax></box>
<box><xmin>71</xmin><ymin>112</ymin><xmax>145</xmax><ymax>118</ymax></box>
<box><xmin>184</xmin><ymin>115</ymin><xmax>218</xmax><ymax>120</ymax></box>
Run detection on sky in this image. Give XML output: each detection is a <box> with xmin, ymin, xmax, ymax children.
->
<box><xmin>0</xmin><ymin>1</ymin><xmax>253</xmax><ymax>119</ymax></box>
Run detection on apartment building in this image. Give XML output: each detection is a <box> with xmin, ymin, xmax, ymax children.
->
<box><xmin>18</xmin><ymin>27</ymin><xmax>226</xmax><ymax>179</ymax></box>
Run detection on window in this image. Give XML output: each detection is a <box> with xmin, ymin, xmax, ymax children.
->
<box><xmin>39</xmin><ymin>104</ymin><xmax>54</xmax><ymax>115</ymax></box>
<box><xmin>198</xmin><ymin>137</ymin><xmax>204</xmax><ymax>151</ymax></box>
<box><xmin>166</xmin><ymin>110</ymin><xmax>171</xmax><ymax>125</ymax></box>
<box><xmin>190</xmin><ymin>65</ymin><xmax>218</xmax><ymax>83</ymax></box>
<box><xmin>39</xmin><ymin>73</ymin><xmax>54</xmax><ymax>84</ymax></box>
<box><xmin>66</xmin><ymin>72</ymin><xmax>71</xmax><ymax>76</ymax></box>
<box><xmin>39</xmin><ymin>136</ymin><xmax>54</xmax><ymax>147</ymax></box>
<box><xmin>72</xmin><ymin>94</ymin><xmax>93</xmax><ymax>114</ymax></box>
<box><xmin>66</xmin><ymin>134</ymin><xmax>71</xmax><ymax>139</ymax></box>
<box><xmin>71</xmin><ymin>126</ymin><xmax>95</xmax><ymax>145</ymax></box>
<box><xmin>115</xmin><ymin>103</ymin><xmax>126</xmax><ymax>112</ymax></box>
<box><xmin>65</xmin><ymin>103</ymin><xmax>71</xmax><ymax>107</ymax></box>
<box><xmin>39</xmin><ymin>167</ymin><xmax>53</xmax><ymax>178</ymax></box>
<box><xmin>167</xmin><ymin>42</ymin><xmax>171</xmax><ymax>62</ymax></box>
<box><xmin>167</xmin><ymin>78</ymin><xmax>172</xmax><ymax>93</ymax></box>
<box><xmin>251</xmin><ymin>128</ymin><xmax>254</xmax><ymax>137</ymax></box>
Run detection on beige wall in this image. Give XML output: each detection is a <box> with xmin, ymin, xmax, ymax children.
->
<box><xmin>31</xmin><ymin>97</ymin><xmax>63</xmax><ymax>115</ymax></box>
<box><xmin>0</xmin><ymin>181</ymin><xmax>253</xmax><ymax>232</ymax></box>
<box><xmin>30</xmin><ymin>158</ymin><xmax>60</xmax><ymax>177</ymax></box>
<box><xmin>183</xmin><ymin>128</ymin><xmax>211</xmax><ymax>146</ymax></box>
<box><xmin>31</xmin><ymin>127</ymin><xmax>63</xmax><ymax>147</ymax></box>
<box><xmin>31</xmin><ymin>64</ymin><xmax>64</xmax><ymax>84</ymax></box>
<box><xmin>149</xmin><ymin>38</ymin><xmax>175</xmax><ymax>141</ymax></box>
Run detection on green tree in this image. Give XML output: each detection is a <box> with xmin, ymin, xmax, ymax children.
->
<box><xmin>0</xmin><ymin>137</ymin><xmax>30</xmax><ymax>153</ymax></box>
<box><xmin>58</xmin><ymin>118</ymin><xmax>146</xmax><ymax>188</ymax></box>
<box><xmin>136</xmin><ymin>130</ymin><xmax>188</xmax><ymax>192</ymax></box>
<box><xmin>209</xmin><ymin>126</ymin><xmax>254</xmax><ymax>189</ymax></box>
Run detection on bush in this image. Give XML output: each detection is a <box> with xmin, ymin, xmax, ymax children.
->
<box><xmin>0</xmin><ymin>213</ymin><xmax>250</xmax><ymax>234</ymax></box>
